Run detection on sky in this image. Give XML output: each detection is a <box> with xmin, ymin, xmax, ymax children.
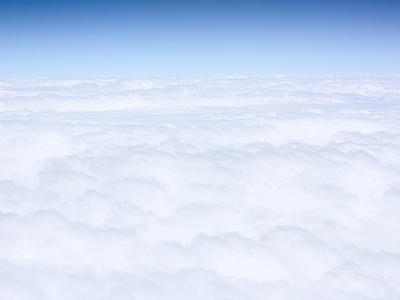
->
<box><xmin>1</xmin><ymin>0</ymin><xmax>400</xmax><ymax>77</ymax></box>
<box><xmin>2</xmin><ymin>1</ymin><xmax>400</xmax><ymax>299</ymax></box>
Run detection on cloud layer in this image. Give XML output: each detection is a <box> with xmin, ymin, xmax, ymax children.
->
<box><xmin>1</xmin><ymin>75</ymin><xmax>400</xmax><ymax>299</ymax></box>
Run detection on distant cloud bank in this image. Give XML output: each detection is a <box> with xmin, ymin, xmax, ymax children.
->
<box><xmin>1</xmin><ymin>75</ymin><xmax>400</xmax><ymax>299</ymax></box>
<box><xmin>1</xmin><ymin>74</ymin><xmax>399</xmax><ymax>111</ymax></box>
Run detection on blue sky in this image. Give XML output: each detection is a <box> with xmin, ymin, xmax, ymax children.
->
<box><xmin>1</xmin><ymin>0</ymin><xmax>399</xmax><ymax>77</ymax></box>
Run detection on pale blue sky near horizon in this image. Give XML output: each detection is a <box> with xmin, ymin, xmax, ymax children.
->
<box><xmin>1</xmin><ymin>0</ymin><xmax>399</xmax><ymax>77</ymax></box>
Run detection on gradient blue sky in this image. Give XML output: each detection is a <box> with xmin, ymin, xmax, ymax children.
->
<box><xmin>1</xmin><ymin>0</ymin><xmax>399</xmax><ymax>77</ymax></box>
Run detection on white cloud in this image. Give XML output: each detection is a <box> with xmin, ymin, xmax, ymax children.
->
<box><xmin>0</xmin><ymin>75</ymin><xmax>400</xmax><ymax>299</ymax></box>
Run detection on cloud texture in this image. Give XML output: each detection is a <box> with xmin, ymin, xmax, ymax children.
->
<box><xmin>1</xmin><ymin>75</ymin><xmax>400</xmax><ymax>299</ymax></box>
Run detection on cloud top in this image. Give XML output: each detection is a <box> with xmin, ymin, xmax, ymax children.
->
<box><xmin>0</xmin><ymin>75</ymin><xmax>400</xmax><ymax>299</ymax></box>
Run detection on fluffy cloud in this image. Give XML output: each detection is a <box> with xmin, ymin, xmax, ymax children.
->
<box><xmin>0</xmin><ymin>75</ymin><xmax>400</xmax><ymax>299</ymax></box>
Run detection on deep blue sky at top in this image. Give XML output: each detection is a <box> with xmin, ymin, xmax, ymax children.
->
<box><xmin>1</xmin><ymin>0</ymin><xmax>399</xmax><ymax>77</ymax></box>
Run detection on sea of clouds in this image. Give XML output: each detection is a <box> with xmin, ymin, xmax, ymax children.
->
<box><xmin>0</xmin><ymin>74</ymin><xmax>400</xmax><ymax>299</ymax></box>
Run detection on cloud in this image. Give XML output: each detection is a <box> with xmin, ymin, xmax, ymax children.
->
<box><xmin>1</xmin><ymin>74</ymin><xmax>399</xmax><ymax>111</ymax></box>
<box><xmin>0</xmin><ymin>75</ymin><xmax>400</xmax><ymax>299</ymax></box>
